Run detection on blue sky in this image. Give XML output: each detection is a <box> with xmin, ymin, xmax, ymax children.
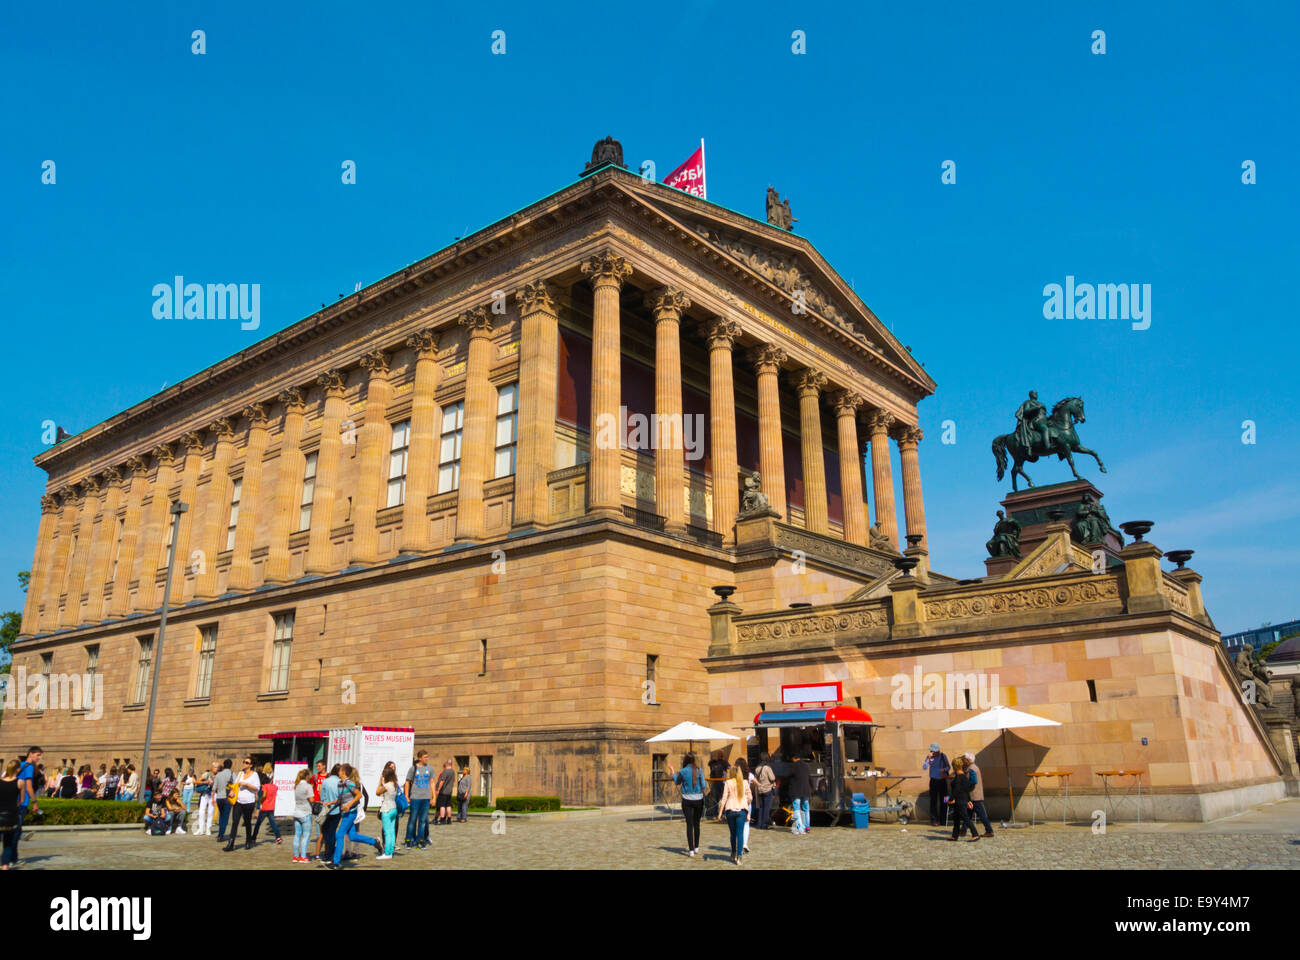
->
<box><xmin>2</xmin><ymin>2</ymin><xmax>1296</xmax><ymax>633</ymax></box>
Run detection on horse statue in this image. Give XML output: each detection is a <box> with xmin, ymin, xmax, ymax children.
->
<box><xmin>992</xmin><ymin>395</ymin><xmax>1107</xmax><ymax>491</ymax></box>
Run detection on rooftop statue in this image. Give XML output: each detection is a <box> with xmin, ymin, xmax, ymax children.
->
<box><xmin>765</xmin><ymin>186</ymin><xmax>796</xmax><ymax>231</ymax></box>
<box><xmin>1073</xmin><ymin>491</ymin><xmax>1121</xmax><ymax>545</ymax></box>
<box><xmin>583</xmin><ymin>136</ymin><xmax>625</xmax><ymax>174</ymax></box>
<box><xmin>985</xmin><ymin>510</ymin><xmax>1022</xmax><ymax>559</ymax></box>
<box><xmin>738</xmin><ymin>470</ymin><xmax>774</xmax><ymax>518</ymax></box>
<box><xmin>992</xmin><ymin>392</ymin><xmax>1108</xmax><ymax>491</ymax></box>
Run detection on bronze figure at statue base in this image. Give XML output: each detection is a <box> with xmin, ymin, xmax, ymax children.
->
<box><xmin>984</xmin><ymin>479</ymin><xmax>1123</xmax><ymax>579</ymax></box>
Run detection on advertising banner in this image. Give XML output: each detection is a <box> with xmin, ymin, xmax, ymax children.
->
<box><xmin>272</xmin><ymin>762</ymin><xmax>307</xmax><ymax>817</ymax></box>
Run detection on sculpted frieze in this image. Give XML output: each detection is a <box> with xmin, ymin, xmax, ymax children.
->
<box><xmin>736</xmin><ymin>604</ymin><xmax>889</xmax><ymax>644</ymax></box>
<box><xmin>923</xmin><ymin>577</ymin><xmax>1121</xmax><ymax>622</ymax></box>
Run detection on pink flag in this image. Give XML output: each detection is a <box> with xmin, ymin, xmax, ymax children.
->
<box><xmin>664</xmin><ymin>140</ymin><xmax>706</xmax><ymax>199</ymax></box>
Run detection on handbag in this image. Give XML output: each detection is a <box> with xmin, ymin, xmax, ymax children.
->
<box><xmin>395</xmin><ymin>788</ymin><xmax>409</xmax><ymax>814</ymax></box>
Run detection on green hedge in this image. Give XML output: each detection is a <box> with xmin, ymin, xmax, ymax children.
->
<box><xmin>468</xmin><ymin>795</ymin><xmax>492</xmax><ymax>809</ymax></box>
<box><xmin>494</xmin><ymin>796</ymin><xmax>561</xmax><ymax>813</ymax></box>
<box><xmin>27</xmin><ymin>798</ymin><xmax>147</xmax><ymax>826</ymax></box>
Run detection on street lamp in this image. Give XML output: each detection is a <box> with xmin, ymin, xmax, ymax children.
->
<box><xmin>140</xmin><ymin>500</ymin><xmax>187</xmax><ymax>799</ymax></box>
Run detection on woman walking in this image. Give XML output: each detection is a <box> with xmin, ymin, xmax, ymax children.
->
<box><xmin>223</xmin><ymin>757</ymin><xmax>260</xmax><ymax>851</ymax></box>
<box><xmin>948</xmin><ymin>757</ymin><xmax>979</xmax><ymax>842</ymax></box>
<box><xmin>0</xmin><ymin>760</ymin><xmax>21</xmax><ymax>869</ymax></box>
<box><xmin>734</xmin><ymin>757</ymin><xmax>756</xmax><ymax>855</ymax></box>
<box><xmin>716</xmin><ymin>763</ymin><xmax>753</xmax><ymax>865</ymax></box>
<box><xmin>194</xmin><ymin>763</ymin><xmax>217</xmax><ymax>836</ymax></box>
<box><xmin>665</xmin><ymin>753</ymin><xmax>706</xmax><ymax>858</ymax></box>
<box><xmin>292</xmin><ymin>768</ymin><xmax>314</xmax><ymax>862</ymax></box>
<box><xmin>330</xmin><ymin>765</ymin><xmax>380</xmax><ymax>869</ymax></box>
<box><xmin>376</xmin><ymin>763</ymin><xmax>400</xmax><ymax>859</ymax></box>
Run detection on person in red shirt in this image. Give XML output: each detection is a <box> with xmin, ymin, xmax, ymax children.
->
<box><xmin>251</xmin><ymin>763</ymin><xmax>283</xmax><ymax>845</ymax></box>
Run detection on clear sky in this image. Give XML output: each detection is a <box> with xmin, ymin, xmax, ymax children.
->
<box><xmin>2</xmin><ymin>2</ymin><xmax>1295</xmax><ymax>634</ymax></box>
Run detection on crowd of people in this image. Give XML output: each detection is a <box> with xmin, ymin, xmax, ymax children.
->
<box><xmin>922</xmin><ymin>743</ymin><xmax>995</xmax><ymax>841</ymax></box>
<box><xmin>0</xmin><ymin>745</ymin><xmax>475</xmax><ymax>870</ymax></box>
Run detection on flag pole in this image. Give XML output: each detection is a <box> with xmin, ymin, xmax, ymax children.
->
<box><xmin>699</xmin><ymin>138</ymin><xmax>706</xmax><ymax>200</ymax></box>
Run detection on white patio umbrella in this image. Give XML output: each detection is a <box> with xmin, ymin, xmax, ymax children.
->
<box><xmin>646</xmin><ymin>722</ymin><xmax>739</xmax><ymax>819</ymax></box>
<box><xmin>942</xmin><ymin>706</ymin><xmax>1061</xmax><ymax>822</ymax></box>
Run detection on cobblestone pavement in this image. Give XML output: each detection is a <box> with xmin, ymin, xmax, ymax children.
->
<box><xmin>16</xmin><ymin>800</ymin><xmax>1300</xmax><ymax>870</ymax></box>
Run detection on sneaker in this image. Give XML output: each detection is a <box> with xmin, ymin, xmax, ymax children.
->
<box><xmin>275</xmin><ymin>837</ymin><xmax>282</xmax><ymax>844</ymax></box>
<box><xmin>376</xmin><ymin>854</ymin><xmax>392</xmax><ymax>860</ymax></box>
<box><xmin>176</xmin><ymin>827</ymin><xmax>186</xmax><ymax>834</ymax></box>
<box><xmin>743</xmin><ymin>846</ymin><xmax>750</xmax><ymax>853</ymax></box>
<box><xmin>688</xmin><ymin>850</ymin><xmax>695</xmax><ymax>858</ymax></box>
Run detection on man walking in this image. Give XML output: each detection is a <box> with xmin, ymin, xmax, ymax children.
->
<box><xmin>16</xmin><ymin>746</ymin><xmax>41</xmax><ymax>857</ymax></box>
<box><xmin>316</xmin><ymin>764</ymin><xmax>342</xmax><ymax>863</ymax></box>
<box><xmin>404</xmin><ymin>751</ymin><xmax>433</xmax><ymax>847</ymax></box>
<box><xmin>212</xmin><ymin>758</ymin><xmax>234</xmax><ymax>841</ymax></box>
<box><xmin>964</xmin><ymin>752</ymin><xmax>994</xmax><ymax>838</ymax></box>
<box><xmin>753</xmin><ymin>752</ymin><xmax>777</xmax><ymax>830</ymax></box>
<box><xmin>922</xmin><ymin>743</ymin><xmax>950</xmax><ymax>827</ymax></box>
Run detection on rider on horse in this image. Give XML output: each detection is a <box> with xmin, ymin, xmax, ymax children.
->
<box><xmin>1015</xmin><ymin>390</ymin><xmax>1049</xmax><ymax>452</ymax></box>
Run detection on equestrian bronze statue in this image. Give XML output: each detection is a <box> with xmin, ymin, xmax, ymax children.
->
<box><xmin>992</xmin><ymin>392</ymin><xmax>1107</xmax><ymax>491</ymax></box>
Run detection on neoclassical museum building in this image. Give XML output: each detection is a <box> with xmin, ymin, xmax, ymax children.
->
<box><xmin>7</xmin><ymin>146</ymin><xmax>1290</xmax><ymax>816</ymax></box>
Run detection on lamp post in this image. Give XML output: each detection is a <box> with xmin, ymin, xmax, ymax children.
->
<box><xmin>140</xmin><ymin>500</ymin><xmax>187</xmax><ymax>797</ymax></box>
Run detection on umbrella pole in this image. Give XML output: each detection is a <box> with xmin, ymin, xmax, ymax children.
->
<box><xmin>1001</xmin><ymin>729</ymin><xmax>1014</xmax><ymax>824</ymax></box>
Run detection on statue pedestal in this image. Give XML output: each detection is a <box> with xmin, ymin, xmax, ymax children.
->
<box><xmin>1001</xmin><ymin>479</ymin><xmax>1122</xmax><ymax>563</ymax></box>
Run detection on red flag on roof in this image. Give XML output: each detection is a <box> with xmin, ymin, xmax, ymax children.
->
<box><xmin>664</xmin><ymin>139</ymin><xmax>706</xmax><ymax>199</ymax></box>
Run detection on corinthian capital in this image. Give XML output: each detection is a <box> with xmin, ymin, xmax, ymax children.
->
<box><xmin>359</xmin><ymin>350</ymin><xmax>391</xmax><ymax>377</ymax></box>
<box><xmin>209</xmin><ymin>417</ymin><xmax>237</xmax><ymax>443</ymax></box>
<box><xmin>243</xmin><ymin>403</ymin><xmax>271</xmax><ymax>429</ymax></box>
<box><xmin>152</xmin><ymin>443</ymin><xmax>177</xmax><ymax>468</ymax></box>
<box><xmin>278</xmin><ymin>387</ymin><xmax>308</xmax><ymax>413</ymax></box>
<box><xmin>703</xmin><ymin>318</ymin><xmax>742</xmax><ymax>351</ymax></box>
<box><xmin>580</xmin><ymin>253</ymin><xmax>632</xmax><ymax>289</ymax></box>
<box><xmin>895</xmin><ymin>425</ymin><xmax>923</xmax><ymax>447</ymax></box>
<box><xmin>794</xmin><ymin>369</ymin><xmax>827</xmax><ymax>398</ymax></box>
<box><xmin>457</xmin><ymin>305</ymin><xmax>493</xmax><ymax>338</ymax></box>
<box><xmin>126</xmin><ymin>455</ymin><xmax>149</xmax><ymax>478</ymax></box>
<box><xmin>645</xmin><ymin>287</ymin><xmax>692</xmax><ymax>322</ymax></box>
<box><xmin>180</xmin><ymin>430</ymin><xmax>206</xmax><ymax>455</ymax></box>
<box><xmin>832</xmin><ymin>391</ymin><xmax>864</xmax><ymax>417</ymax></box>
<box><xmin>747</xmin><ymin>345</ymin><xmax>788</xmax><ymax>373</ymax></box>
<box><xmin>102</xmin><ymin>466</ymin><xmax>124</xmax><ymax>490</ymax></box>
<box><xmin>866</xmin><ymin>410</ymin><xmax>896</xmax><ymax>436</ymax></box>
<box><xmin>514</xmin><ymin>280</ymin><xmax>558</xmax><ymax>317</ymax></box>
<box><xmin>317</xmin><ymin>369</ymin><xmax>348</xmax><ymax>397</ymax></box>
<box><xmin>40</xmin><ymin>493</ymin><xmax>59</xmax><ymax>514</ymax></box>
<box><xmin>406</xmin><ymin>328</ymin><xmax>440</xmax><ymax>358</ymax></box>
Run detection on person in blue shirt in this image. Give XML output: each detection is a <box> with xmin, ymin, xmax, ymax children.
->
<box><xmin>666</xmin><ymin>753</ymin><xmax>707</xmax><ymax>858</ymax></box>
<box><xmin>15</xmin><ymin>745</ymin><xmax>41</xmax><ymax>864</ymax></box>
<box><xmin>922</xmin><ymin>743</ymin><xmax>950</xmax><ymax>826</ymax></box>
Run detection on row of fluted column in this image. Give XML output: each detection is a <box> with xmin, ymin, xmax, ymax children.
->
<box><xmin>21</xmin><ymin>252</ymin><xmax>928</xmax><ymax>636</ymax></box>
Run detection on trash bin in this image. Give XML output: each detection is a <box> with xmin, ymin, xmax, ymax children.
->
<box><xmin>850</xmin><ymin>792</ymin><xmax>870</xmax><ymax>829</ymax></box>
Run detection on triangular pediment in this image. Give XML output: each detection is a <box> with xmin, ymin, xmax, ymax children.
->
<box><xmin>998</xmin><ymin>530</ymin><xmax>1094</xmax><ymax>581</ymax></box>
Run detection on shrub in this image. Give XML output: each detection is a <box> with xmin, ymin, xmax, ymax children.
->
<box><xmin>468</xmin><ymin>795</ymin><xmax>492</xmax><ymax>809</ymax></box>
<box><xmin>27</xmin><ymin>798</ymin><xmax>147</xmax><ymax>826</ymax></box>
<box><xmin>494</xmin><ymin>796</ymin><xmax>561</xmax><ymax>813</ymax></box>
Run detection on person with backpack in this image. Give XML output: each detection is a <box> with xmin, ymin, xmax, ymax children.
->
<box><xmin>456</xmin><ymin>766</ymin><xmax>471</xmax><ymax>823</ymax></box>
<box><xmin>753</xmin><ymin>753</ymin><xmax>777</xmax><ymax>830</ymax></box>
<box><xmin>666</xmin><ymin>753</ymin><xmax>707</xmax><ymax>858</ymax></box>
<box><xmin>315</xmin><ymin>764</ymin><xmax>342</xmax><ymax>863</ymax></box>
<box><xmin>376</xmin><ymin>763</ymin><xmax>401</xmax><ymax>859</ymax></box>
<box><xmin>434</xmin><ymin>758</ymin><xmax>455</xmax><ymax>826</ymax></box>
<box><xmin>330</xmin><ymin>764</ymin><xmax>381</xmax><ymax>869</ymax></box>
<box><xmin>212</xmin><ymin>759</ymin><xmax>234</xmax><ymax>841</ymax></box>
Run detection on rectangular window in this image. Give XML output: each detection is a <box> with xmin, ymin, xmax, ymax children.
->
<box><xmin>387</xmin><ymin>419</ymin><xmax>411</xmax><ymax>508</ymax></box>
<box><xmin>493</xmin><ymin>383</ymin><xmax>519</xmax><ymax>479</ymax></box>
<box><xmin>298</xmin><ymin>453</ymin><xmax>317</xmax><ymax>532</ymax></box>
<box><xmin>646</xmin><ymin>654</ymin><xmax>659</xmax><ymax>704</ymax></box>
<box><xmin>132</xmin><ymin>637</ymin><xmax>154</xmax><ymax>705</ymax></box>
<box><xmin>85</xmin><ymin>644</ymin><xmax>100</xmax><ymax>679</ymax></box>
<box><xmin>41</xmin><ymin>652</ymin><xmax>53</xmax><ymax>681</ymax></box>
<box><xmin>437</xmin><ymin>401</ymin><xmax>465</xmax><ymax>494</ymax></box>
<box><xmin>478</xmin><ymin>756</ymin><xmax>493</xmax><ymax>803</ymax></box>
<box><xmin>269</xmin><ymin>612</ymin><xmax>294</xmax><ymax>692</ymax></box>
<box><xmin>224</xmin><ymin>478</ymin><xmax>242</xmax><ymax>551</ymax></box>
<box><xmin>196</xmin><ymin>625</ymin><xmax>217</xmax><ymax>699</ymax></box>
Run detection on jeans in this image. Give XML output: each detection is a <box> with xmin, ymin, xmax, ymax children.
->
<box><xmin>321</xmin><ymin>813</ymin><xmax>341</xmax><ymax>861</ymax></box>
<box><xmin>457</xmin><ymin>796</ymin><xmax>469</xmax><ymax>822</ymax></box>
<box><xmin>756</xmin><ymin>790</ymin><xmax>774</xmax><ymax>829</ymax></box>
<box><xmin>405</xmin><ymin>799</ymin><xmax>429</xmax><ymax>844</ymax></box>
<box><xmin>381</xmin><ymin>808</ymin><xmax>397</xmax><ymax>854</ymax></box>
<box><xmin>971</xmin><ymin>800</ymin><xmax>993</xmax><ymax>834</ymax></box>
<box><xmin>929</xmin><ymin>778</ymin><xmax>948</xmax><ymax>825</ymax></box>
<box><xmin>333</xmin><ymin>810</ymin><xmax>380</xmax><ymax>865</ymax></box>
<box><xmin>294</xmin><ymin>814</ymin><xmax>313</xmax><ymax>858</ymax></box>
<box><xmin>225</xmin><ymin>802</ymin><xmax>253</xmax><ymax>847</ymax></box>
<box><xmin>252</xmin><ymin>809</ymin><xmax>281</xmax><ymax>841</ymax></box>
<box><xmin>117</xmin><ymin>791</ymin><xmax>134</xmax><ymax>802</ymax></box>
<box><xmin>182</xmin><ymin>787</ymin><xmax>193</xmax><ymax>813</ymax></box>
<box><xmin>725</xmin><ymin>809</ymin><xmax>746</xmax><ymax>858</ymax></box>
<box><xmin>196</xmin><ymin>793</ymin><xmax>215</xmax><ymax>834</ymax></box>
<box><xmin>216</xmin><ymin>798</ymin><xmax>231</xmax><ymax>839</ymax></box>
<box><xmin>681</xmin><ymin>798</ymin><xmax>703</xmax><ymax>851</ymax></box>
<box><xmin>1</xmin><ymin>825</ymin><xmax>16</xmax><ymax>865</ymax></box>
<box><xmin>791</xmin><ymin>798</ymin><xmax>809</xmax><ymax>834</ymax></box>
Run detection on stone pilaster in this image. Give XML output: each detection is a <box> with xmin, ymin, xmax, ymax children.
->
<box><xmin>21</xmin><ymin>494</ymin><xmax>60</xmax><ymax>635</ymax></box>
<box><xmin>305</xmin><ymin>371</ymin><xmax>348</xmax><ymax>576</ymax></box>
<box><xmin>83</xmin><ymin>467</ymin><xmax>124</xmax><ymax>623</ymax></box>
<box><xmin>513</xmin><ymin>283</ymin><xmax>558</xmax><ymax>530</ymax></box>
<box><xmin>647</xmin><ymin>287</ymin><xmax>691</xmax><ymax>532</ymax></box>
<box><xmin>109</xmin><ymin>456</ymin><xmax>148</xmax><ymax>618</ymax></box>
<box><xmin>265</xmin><ymin>388</ymin><xmax>308</xmax><ymax>583</ymax></box>
<box><xmin>795</xmin><ymin>370</ymin><xmax>829</xmax><ymax>535</ymax></box>
<box><xmin>60</xmin><ymin>477</ymin><xmax>100</xmax><ymax>627</ymax></box>
<box><xmin>350</xmin><ymin>351</ymin><xmax>393</xmax><ymax>564</ymax></box>
<box><xmin>705</xmin><ymin>318</ymin><xmax>741</xmax><ymax>537</ymax></box>
<box><xmin>896</xmin><ymin>425</ymin><xmax>927</xmax><ymax>549</ymax></box>
<box><xmin>43</xmin><ymin>490</ymin><xmax>79</xmax><ymax>628</ymax></box>
<box><xmin>193</xmin><ymin>418</ymin><xmax>237</xmax><ymax>600</ymax></box>
<box><xmin>229</xmin><ymin>404</ymin><xmax>271</xmax><ymax>588</ymax></box>
<box><xmin>134</xmin><ymin>444</ymin><xmax>178</xmax><ymax>612</ymax></box>
<box><xmin>401</xmin><ymin>331</ymin><xmax>442</xmax><ymax>551</ymax></box>
<box><xmin>456</xmin><ymin>307</ymin><xmax>495</xmax><ymax>541</ymax></box>
<box><xmin>750</xmin><ymin>345</ymin><xmax>788</xmax><ymax>519</ymax></box>
<box><xmin>867</xmin><ymin>409</ymin><xmax>898</xmax><ymax>547</ymax></box>
<box><xmin>832</xmin><ymin>391</ymin><xmax>867</xmax><ymax>546</ymax></box>
<box><xmin>169</xmin><ymin>432</ymin><xmax>205</xmax><ymax>596</ymax></box>
<box><xmin>581</xmin><ymin>253</ymin><xmax>632</xmax><ymax>519</ymax></box>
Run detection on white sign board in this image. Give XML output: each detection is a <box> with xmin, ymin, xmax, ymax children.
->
<box><xmin>272</xmin><ymin>762</ymin><xmax>307</xmax><ymax>817</ymax></box>
<box><xmin>782</xmin><ymin>682</ymin><xmax>840</xmax><ymax>705</ymax></box>
<box><xmin>327</xmin><ymin>726</ymin><xmax>416</xmax><ymax>807</ymax></box>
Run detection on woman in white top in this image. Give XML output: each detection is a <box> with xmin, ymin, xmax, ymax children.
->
<box><xmin>376</xmin><ymin>762</ymin><xmax>400</xmax><ymax>860</ymax></box>
<box><xmin>715</xmin><ymin>765</ymin><xmax>753</xmax><ymax>865</ymax></box>
<box><xmin>222</xmin><ymin>757</ymin><xmax>260</xmax><ymax>851</ymax></box>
